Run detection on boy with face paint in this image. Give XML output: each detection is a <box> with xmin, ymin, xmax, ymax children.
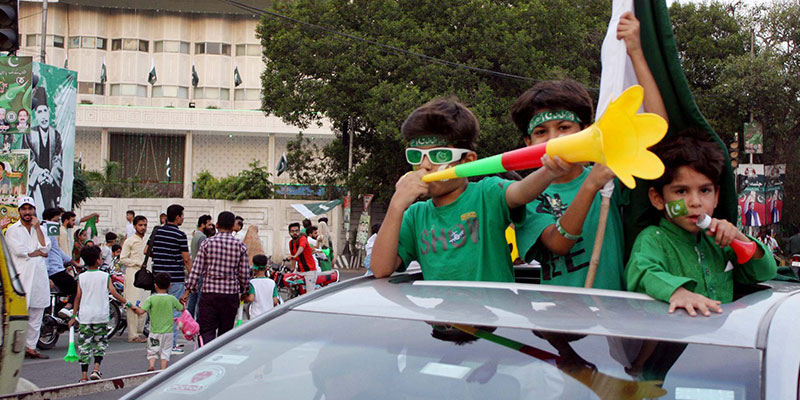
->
<box><xmin>626</xmin><ymin>133</ymin><xmax>776</xmax><ymax>317</ymax></box>
<box><xmin>511</xmin><ymin>12</ymin><xmax>668</xmax><ymax>290</ymax></box>
<box><xmin>370</xmin><ymin>98</ymin><xmax>572</xmax><ymax>281</ymax></box>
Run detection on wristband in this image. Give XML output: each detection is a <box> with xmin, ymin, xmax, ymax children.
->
<box><xmin>125</xmin><ymin>302</ymin><xmax>132</xmax><ymax>308</ymax></box>
<box><xmin>555</xmin><ymin>218</ymin><xmax>581</xmax><ymax>241</ymax></box>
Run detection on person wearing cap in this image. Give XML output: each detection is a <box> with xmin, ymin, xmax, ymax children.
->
<box><xmin>23</xmin><ymin>86</ymin><xmax>63</xmax><ymax>211</ymax></box>
<box><xmin>244</xmin><ymin>254</ymin><xmax>279</xmax><ymax>319</ymax></box>
<box><xmin>5</xmin><ymin>196</ymin><xmax>51</xmax><ymax>358</ymax></box>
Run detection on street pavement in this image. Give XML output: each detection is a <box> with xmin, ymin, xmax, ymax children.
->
<box><xmin>18</xmin><ymin>268</ymin><xmax>367</xmax><ymax>399</ymax></box>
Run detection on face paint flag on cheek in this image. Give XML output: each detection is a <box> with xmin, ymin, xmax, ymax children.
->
<box><xmin>665</xmin><ymin>198</ymin><xmax>688</xmax><ymax>219</ymax></box>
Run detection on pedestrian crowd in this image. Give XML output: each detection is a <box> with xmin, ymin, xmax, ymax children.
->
<box><xmin>4</xmin><ymin>199</ymin><xmax>329</xmax><ymax>382</ymax></box>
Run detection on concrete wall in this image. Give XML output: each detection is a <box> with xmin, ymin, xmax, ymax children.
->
<box><xmin>76</xmin><ymin>197</ymin><xmax>342</xmax><ymax>259</ymax></box>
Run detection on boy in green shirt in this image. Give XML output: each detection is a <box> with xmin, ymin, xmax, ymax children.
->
<box><xmin>512</xmin><ymin>12</ymin><xmax>668</xmax><ymax>290</ymax></box>
<box><xmin>371</xmin><ymin>97</ymin><xmax>571</xmax><ymax>281</ymax></box>
<box><xmin>626</xmin><ymin>133</ymin><xmax>777</xmax><ymax>316</ymax></box>
<box><xmin>134</xmin><ymin>272</ymin><xmax>184</xmax><ymax>370</ymax></box>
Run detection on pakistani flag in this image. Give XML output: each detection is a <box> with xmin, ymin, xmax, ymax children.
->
<box><xmin>233</xmin><ymin>64</ymin><xmax>243</xmax><ymax>87</ymax></box>
<box><xmin>84</xmin><ymin>216</ymin><xmax>98</xmax><ymax>239</ymax></box>
<box><xmin>192</xmin><ymin>63</ymin><xmax>199</xmax><ymax>88</ymax></box>
<box><xmin>606</xmin><ymin>0</ymin><xmax>738</xmax><ymax>255</ymax></box>
<box><xmin>166</xmin><ymin>157</ymin><xmax>171</xmax><ymax>182</ymax></box>
<box><xmin>100</xmin><ymin>57</ymin><xmax>107</xmax><ymax>84</ymax></box>
<box><xmin>276</xmin><ymin>152</ymin><xmax>288</xmax><ymax>176</ymax></box>
<box><xmin>46</xmin><ymin>222</ymin><xmax>60</xmax><ymax>237</ymax></box>
<box><xmin>63</xmin><ymin>55</ymin><xmax>68</xmax><ymax>69</ymax></box>
<box><xmin>148</xmin><ymin>59</ymin><xmax>157</xmax><ymax>85</ymax></box>
<box><xmin>291</xmin><ymin>199</ymin><xmax>344</xmax><ymax>219</ymax></box>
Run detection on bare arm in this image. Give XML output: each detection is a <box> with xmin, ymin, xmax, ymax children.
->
<box><xmin>79</xmin><ymin>213</ymin><xmax>99</xmax><ymax>224</ymax></box>
<box><xmin>371</xmin><ymin>169</ymin><xmax>428</xmax><ymax>278</ymax></box>
<box><xmin>182</xmin><ymin>251</ymin><xmax>192</xmax><ymax>274</ymax></box>
<box><xmin>618</xmin><ymin>12</ymin><xmax>668</xmax><ymax>121</ymax></box>
<box><xmin>108</xmin><ymin>278</ymin><xmax>126</xmax><ymax>303</ymax></box>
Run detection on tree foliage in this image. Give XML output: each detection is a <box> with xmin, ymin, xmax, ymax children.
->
<box><xmin>257</xmin><ymin>0</ymin><xmax>610</xmax><ymax>203</ymax></box>
<box><xmin>194</xmin><ymin>161</ymin><xmax>275</xmax><ymax>200</ymax></box>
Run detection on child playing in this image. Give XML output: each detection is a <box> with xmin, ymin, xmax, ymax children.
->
<box><xmin>511</xmin><ymin>12</ymin><xmax>668</xmax><ymax>290</ymax></box>
<box><xmin>133</xmin><ymin>272</ymin><xmax>184</xmax><ymax>370</ymax></box>
<box><xmin>68</xmin><ymin>246</ymin><xmax>132</xmax><ymax>382</ymax></box>
<box><xmin>370</xmin><ymin>97</ymin><xmax>571</xmax><ymax>281</ymax></box>
<box><xmin>245</xmin><ymin>255</ymin><xmax>279</xmax><ymax>319</ymax></box>
<box><xmin>626</xmin><ymin>133</ymin><xmax>777</xmax><ymax>316</ymax></box>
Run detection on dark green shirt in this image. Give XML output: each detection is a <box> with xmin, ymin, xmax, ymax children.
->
<box><xmin>626</xmin><ymin>218</ymin><xmax>777</xmax><ymax>303</ymax></box>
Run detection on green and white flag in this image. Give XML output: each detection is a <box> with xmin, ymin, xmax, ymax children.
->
<box><xmin>291</xmin><ymin>199</ymin><xmax>343</xmax><ymax>219</ymax></box>
<box><xmin>84</xmin><ymin>216</ymin><xmax>98</xmax><ymax>239</ymax></box>
<box><xmin>233</xmin><ymin>64</ymin><xmax>242</xmax><ymax>87</ymax></box>
<box><xmin>46</xmin><ymin>222</ymin><xmax>60</xmax><ymax>236</ymax></box>
<box><xmin>665</xmin><ymin>199</ymin><xmax>688</xmax><ymax>219</ymax></box>
<box><xmin>147</xmin><ymin>59</ymin><xmax>157</xmax><ymax>85</ymax></box>
<box><xmin>276</xmin><ymin>152</ymin><xmax>288</xmax><ymax>176</ymax></box>
<box><xmin>191</xmin><ymin>62</ymin><xmax>199</xmax><ymax>88</ymax></box>
<box><xmin>63</xmin><ymin>55</ymin><xmax>68</xmax><ymax>69</ymax></box>
<box><xmin>100</xmin><ymin>57</ymin><xmax>106</xmax><ymax>84</ymax></box>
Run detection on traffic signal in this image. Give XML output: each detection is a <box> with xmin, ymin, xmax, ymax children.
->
<box><xmin>0</xmin><ymin>1</ymin><xmax>18</xmax><ymax>54</ymax></box>
<box><xmin>729</xmin><ymin>139</ymin><xmax>740</xmax><ymax>168</ymax></box>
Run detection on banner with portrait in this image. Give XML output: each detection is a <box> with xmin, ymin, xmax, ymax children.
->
<box><xmin>15</xmin><ymin>63</ymin><xmax>77</xmax><ymax>216</ymax></box>
<box><xmin>0</xmin><ymin>150</ymin><xmax>30</xmax><ymax>226</ymax></box>
<box><xmin>0</xmin><ymin>56</ymin><xmax>33</xmax><ymax>151</ymax></box>
<box><xmin>765</xmin><ymin>164</ymin><xmax>785</xmax><ymax>225</ymax></box>
<box><xmin>736</xmin><ymin>164</ymin><xmax>765</xmax><ymax>228</ymax></box>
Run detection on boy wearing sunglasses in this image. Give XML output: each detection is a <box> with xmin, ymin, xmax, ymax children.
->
<box><xmin>370</xmin><ymin>97</ymin><xmax>571</xmax><ymax>281</ymax></box>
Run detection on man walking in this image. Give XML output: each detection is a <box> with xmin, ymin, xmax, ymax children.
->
<box><xmin>187</xmin><ymin>214</ymin><xmax>212</xmax><ymax>317</ymax></box>
<box><xmin>5</xmin><ymin>196</ymin><xmax>51</xmax><ymax>358</ymax></box>
<box><xmin>182</xmin><ymin>211</ymin><xmax>250</xmax><ymax>345</ymax></box>
<box><xmin>120</xmin><ymin>215</ymin><xmax>148</xmax><ymax>343</ymax></box>
<box><xmin>145</xmin><ymin>204</ymin><xmax>191</xmax><ymax>354</ymax></box>
<box><xmin>288</xmin><ymin>222</ymin><xmax>317</xmax><ymax>294</ymax></box>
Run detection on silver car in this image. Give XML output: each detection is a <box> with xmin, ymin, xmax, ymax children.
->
<box><xmin>125</xmin><ymin>272</ymin><xmax>800</xmax><ymax>399</ymax></box>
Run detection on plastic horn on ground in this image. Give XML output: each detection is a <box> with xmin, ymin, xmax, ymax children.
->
<box><xmin>64</xmin><ymin>326</ymin><xmax>79</xmax><ymax>363</ymax></box>
<box><xmin>696</xmin><ymin>214</ymin><xmax>757</xmax><ymax>264</ymax></box>
<box><xmin>421</xmin><ymin>85</ymin><xmax>668</xmax><ymax>189</ymax></box>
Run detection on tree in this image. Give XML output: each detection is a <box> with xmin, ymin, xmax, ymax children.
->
<box><xmin>257</xmin><ymin>0</ymin><xmax>610</xmax><ymax>203</ymax></box>
<box><xmin>194</xmin><ymin>161</ymin><xmax>275</xmax><ymax>200</ymax></box>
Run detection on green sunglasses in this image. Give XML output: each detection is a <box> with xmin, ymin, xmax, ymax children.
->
<box><xmin>405</xmin><ymin>147</ymin><xmax>471</xmax><ymax>165</ymax></box>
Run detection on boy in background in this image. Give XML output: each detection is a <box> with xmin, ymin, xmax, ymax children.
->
<box><xmin>133</xmin><ymin>272</ymin><xmax>184</xmax><ymax>370</ymax></box>
<box><xmin>626</xmin><ymin>133</ymin><xmax>777</xmax><ymax>316</ymax></box>
<box><xmin>245</xmin><ymin>254</ymin><xmax>279</xmax><ymax>319</ymax></box>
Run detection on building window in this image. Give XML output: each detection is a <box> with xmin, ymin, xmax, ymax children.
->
<box><xmin>68</xmin><ymin>36</ymin><xmax>107</xmax><ymax>49</ymax></box>
<box><xmin>139</xmin><ymin>40</ymin><xmax>149</xmax><ymax>52</ymax></box>
<box><xmin>109</xmin><ymin>132</ymin><xmax>185</xmax><ymax>197</ymax></box>
<box><xmin>236</xmin><ymin>44</ymin><xmax>261</xmax><ymax>56</ymax></box>
<box><xmin>111</xmin><ymin>39</ymin><xmax>121</xmax><ymax>50</ymax></box>
<box><xmin>153</xmin><ymin>85</ymin><xmax>189</xmax><ymax>99</ymax></box>
<box><xmin>154</xmin><ymin>40</ymin><xmax>190</xmax><ymax>54</ymax></box>
<box><xmin>82</xmin><ymin>37</ymin><xmax>96</xmax><ymax>49</ymax></box>
<box><xmin>96</xmin><ymin>38</ymin><xmax>107</xmax><ymax>50</ymax></box>
<box><xmin>194</xmin><ymin>87</ymin><xmax>230</xmax><ymax>100</ymax></box>
<box><xmin>123</xmin><ymin>39</ymin><xmax>138</xmax><ymax>51</ymax></box>
<box><xmin>113</xmin><ymin>38</ymin><xmax>149</xmax><ymax>52</ymax></box>
<box><xmin>110</xmin><ymin>84</ymin><xmax>148</xmax><ymax>97</ymax></box>
<box><xmin>69</xmin><ymin>36</ymin><xmax>80</xmax><ymax>48</ymax></box>
<box><xmin>95</xmin><ymin>83</ymin><xmax>105</xmax><ymax>95</ymax></box>
<box><xmin>26</xmin><ymin>34</ymin><xmax>38</xmax><ymax>47</ymax></box>
<box><xmin>53</xmin><ymin>35</ymin><xmax>64</xmax><ymax>48</ymax></box>
<box><xmin>78</xmin><ymin>82</ymin><xmax>105</xmax><ymax>95</ymax></box>
<box><xmin>234</xmin><ymin>88</ymin><xmax>261</xmax><ymax>101</ymax></box>
<box><xmin>195</xmin><ymin>42</ymin><xmax>231</xmax><ymax>56</ymax></box>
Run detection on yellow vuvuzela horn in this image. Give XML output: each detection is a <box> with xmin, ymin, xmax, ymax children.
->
<box><xmin>422</xmin><ymin>85</ymin><xmax>668</xmax><ymax>188</ymax></box>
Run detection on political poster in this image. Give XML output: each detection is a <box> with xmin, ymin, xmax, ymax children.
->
<box><xmin>744</xmin><ymin>122</ymin><xmax>763</xmax><ymax>154</ymax></box>
<box><xmin>16</xmin><ymin>63</ymin><xmax>77</xmax><ymax>216</ymax></box>
<box><xmin>736</xmin><ymin>164</ymin><xmax>765</xmax><ymax>228</ymax></box>
<box><xmin>765</xmin><ymin>164</ymin><xmax>785</xmax><ymax>225</ymax></box>
<box><xmin>0</xmin><ymin>150</ymin><xmax>30</xmax><ymax>227</ymax></box>
<box><xmin>0</xmin><ymin>56</ymin><xmax>33</xmax><ymax>151</ymax></box>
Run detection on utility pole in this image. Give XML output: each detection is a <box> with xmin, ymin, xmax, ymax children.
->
<box><xmin>40</xmin><ymin>0</ymin><xmax>48</xmax><ymax>63</ymax></box>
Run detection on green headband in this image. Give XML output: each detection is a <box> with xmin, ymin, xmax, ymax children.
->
<box><xmin>252</xmin><ymin>264</ymin><xmax>268</xmax><ymax>270</ymax></box>
<box><xmin>527</xmin><ymin>110</ymin><xmax>582</xmax><ymax>135</ymax></box>
<box><xmin>409</xmin><ymin>135</ymin><xmax>450</xmax><ymax>147</ymax></box>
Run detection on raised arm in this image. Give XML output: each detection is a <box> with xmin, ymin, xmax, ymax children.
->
<box><xmin>618</xmin><ymin>11</ymin><xmax>668</xmax><ymax>121</ymax></box>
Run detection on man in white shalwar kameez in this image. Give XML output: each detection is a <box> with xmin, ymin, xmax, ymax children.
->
<box><xmin>5</xmin><ymin>196</ymin><xmax>51</xmax><ymax>358</ymax></box>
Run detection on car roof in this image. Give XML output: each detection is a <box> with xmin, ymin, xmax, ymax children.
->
<box><xmin>295</xmin><ymin>274</ymin><xmax>800</xmax><ymax>350</ymax></box>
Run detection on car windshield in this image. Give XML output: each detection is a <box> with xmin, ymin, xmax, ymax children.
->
<box><xmin>137</xmin><ymin>312</ymin><xmax>760</xmax><ymax>400</ymax></box>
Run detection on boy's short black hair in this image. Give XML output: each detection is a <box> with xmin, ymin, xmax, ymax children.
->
<box><xmin>510</xmin><ymin>79</ymin><xmax>594</xmax><ymax>138</ymax></box>
<box><xmin>42</xmin><ymin>207</ymin><xmax>63</xmax><ymax>221</ymax></box>
<box><xmin>126</xmin><ymin>210</ymin><xmax>135</xmax><ymax>216</ymax></box>
<box><xmin>307</xmin><ymin>226</ymin><xmax>318</xmax><ymax>235</ymax></box>
<box><xmin>650</xmin><ymin>128</ymin><xmax>726</xmax><ymax>194</ymax></box>
<box><xmin>112</xmin><ymin>244</ymin><xmax>121</xmax><ymax>252</ymax></box>
<box><xmin>133</xmin><ymin>215</ymin><xmax>147</xmax><ymax>225</ymax></box>
<box><xmin>401</xmin><ymin>97</ymin><xmax>479</xmax><ymax>151</ymax></box>
<box><xmin>61</xmin><ymin>211</ymin><xmax>76</xmax><ymax>223</ymax></box>
<box><xmin>80</xmin><ymin>246</ymin><xmax>102</xmax><ymax>266</ymax></box>
<box><xmin>105</xmin><ymin>232</ymin><xmax>117</xmax><ymax>243</ymax></box>
<box><xmin>252</xmin><ymin>254</ymin><xmax>268</xmax><ymax>267</ymax></box>
<box><xmin>166</xmin><ymin>204</ymin><xmax>184</xmax><ymax>223</ymax></box>
<box><xmin>154</xmin><ymin>272</ymin><xmax>171</xmax><ymax>290</ymax></box>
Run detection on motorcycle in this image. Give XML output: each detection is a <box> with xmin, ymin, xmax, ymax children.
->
<box><xmin>271</xmin><ymin>258</ymin><xmax>340</xmax><ymax>300</ymax></box>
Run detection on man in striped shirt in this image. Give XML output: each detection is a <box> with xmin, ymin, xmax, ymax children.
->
<box><xmin>182</xmin><ymin>211</ymin><xmax>251</xmax><ymax>345</ymax></box>
<box><xmin>145</xmin><ymin>204</ymin><xmax>191</xmax><ymax>354</ymax></box>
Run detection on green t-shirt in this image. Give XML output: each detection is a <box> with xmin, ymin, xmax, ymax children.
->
<box><xmin>397</xmin><ymin>176</ymin><xmax>524</xmax><ymax>282</ymax></box>
<box><xmin>515</xmin><ymin>167</ymin><xmax>625</xmax><ymax>290</ymax></box>
<box><xmin>143</xmin><ymin>293</ymin><xmax>184</xmax><ymax>334</ymax></box>
<box><xmin>626</xmin><ymin>218</ymin><xmax>777</xmax><ymax>303</ymax></box>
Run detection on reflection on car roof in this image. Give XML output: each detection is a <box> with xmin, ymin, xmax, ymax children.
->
<box><xmin>295</xmin><ymin>275</ymin><xmax>800</xmax><ymax>349</ymax></box>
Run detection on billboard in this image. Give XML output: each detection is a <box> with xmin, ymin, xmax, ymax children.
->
<box><xmin>744</xmin><ymin>122</ymin><xmax>763</xmax><ymax>154</ymax></box>
<box><xmin>765</xmin><ymin>164</ymin><xmax>785</xmax><ymax>225</ymax></box>
<box><xmin>736</xmin><ymin>164</ymin><xmax>765</xmax><ymax>227</ymax></box>
<box><xmin>0</xmin><ymin>150</ymin><xmax>30</xmax><ymax>227</ymax></box>
<box><xmin>0</xmin><ymin>56</ymin><xmax>33</xmax><ymax>152</ymax></box>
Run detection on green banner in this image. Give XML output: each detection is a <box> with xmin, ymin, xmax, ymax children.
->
<box><xmin>17</xmin><ymin>63</ymin><xmax>77</xmax><ymax>215</ymax></box>
<box><xmin>0</xmin><ymin>56</ymin><xmax>33</xmax><ymax>151</ymax></box>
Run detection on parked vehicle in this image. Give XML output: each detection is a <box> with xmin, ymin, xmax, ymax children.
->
<box><xmin>270</xmin><ymin>258</ymin><xmax>340</xmax><ymax>300</ymax></box>
<box><xmin>0</xmin><ymin>235</ymin><xmax>25</xmax><ymax>395</ymax></box>
<box><xmin>125</xmin><ymin>269</ymin><xmax>800</xmax><ymax>400</ymax></box>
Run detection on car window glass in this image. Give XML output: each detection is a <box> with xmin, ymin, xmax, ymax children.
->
<box><xmin>137</xmin><ymin>312</ymin><xmax>761</xmax><ymax>399</ymax></box>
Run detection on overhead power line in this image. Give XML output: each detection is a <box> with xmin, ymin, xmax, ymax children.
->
<box><xmin>219</xmin><ymin>0</ymin><xmax>543</xmax><ymax>83</ymax></box>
